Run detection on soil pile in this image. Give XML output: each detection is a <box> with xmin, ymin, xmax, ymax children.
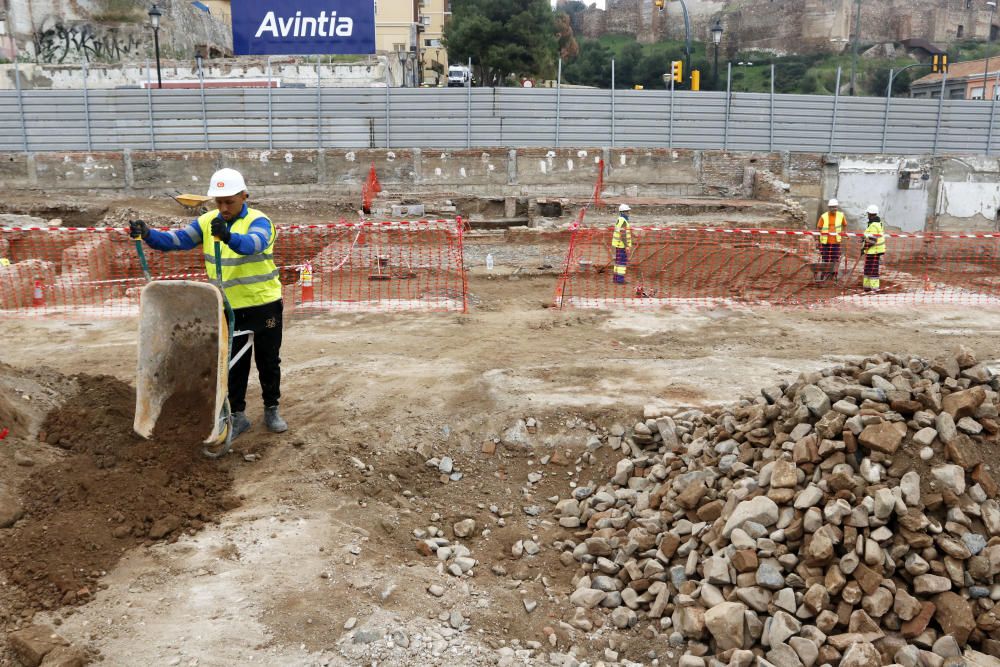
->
<box><xmin>0</xmin><ymin>374</ymin><xmax>238</xmax><ymax>624</ymax></box>
<box><xmin>556</xmin><ymin>348</ymin><xmax>1000</xmax><ymax>664</ymax></box>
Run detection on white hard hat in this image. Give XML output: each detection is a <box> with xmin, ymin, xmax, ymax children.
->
<box><xmin>827</xmin><ymin>198</ymin><xmax>839</xmax><ymax>207</ymax></box>
<box><xmin>206</xmin><ymin>168</ymin><xmax>248</xmax><ymax>197</ymax></box>
<box><xmin>866</xmin><ymin>205</ymin><xmax>879</xmax><ymax>215</ymax></box>
<box><xmin>619</xmin><ymin>204</ymin><xmax>631</xmax><ymax>212</ymax></box>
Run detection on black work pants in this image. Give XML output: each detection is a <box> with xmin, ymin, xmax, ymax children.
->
<box><xmin>229</xmin><ymin>299</ymin><xmax>282</xmax><ymax>413</ymax></box>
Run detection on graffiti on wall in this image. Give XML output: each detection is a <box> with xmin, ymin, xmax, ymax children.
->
<box><xmin>33</xmin><ymin>20</ymin><xmax>144</xmax><ymax>63</ymax></box>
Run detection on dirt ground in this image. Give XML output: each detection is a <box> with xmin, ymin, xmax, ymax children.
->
<box><xmin>2</xmin><ymin>269</ymin><xmax>1000</xmax><ymax>666</ymax></box>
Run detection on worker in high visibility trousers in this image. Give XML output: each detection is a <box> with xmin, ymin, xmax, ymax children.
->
<box><xmin>612</xmin><ymin>204</ymin><xmax>633</xmax><ymax>284</ymax></box>
<box><xmin>128</xmin><ymin>168</ymin><xmax>287</xmax><ymax>440</ymax></box>
<box><xmin>816</xmin><ymin>198</ymin><xmax>847</xmax><ymax>280</ymax></box>
<box><xmin>862</xmin><ymin>204</ymin><xmax>886</xmax><ymax>292</ymax></box>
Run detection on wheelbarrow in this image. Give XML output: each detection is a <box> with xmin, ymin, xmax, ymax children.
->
<box><xmin>170</xmin><ymin>191</ymin><xmax>212</xmax><ymax>214</ymax></box>
<box><xmin>131</xmin><ymin>234</ymin><xmax>253</xmax><ymax>458</ymax></box>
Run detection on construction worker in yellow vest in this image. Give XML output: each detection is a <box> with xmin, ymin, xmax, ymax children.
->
<box><xmin>128</xmin><ymin>168</ymin><xmax>287</xmax><ymax>440</ymax></box>
<box><xmin>862</xmin><ymin>205</ymin><xmax>886</xmax><ymax>292</ymax></box>
<box><xmin>816</xmin><ymin>198</ymin><xmax>846</xmax><ymax>280</ymax></box>
<box><xmin>612</xmin><ymin>204</ymin><xmax>633</xmax><ymax>284</ymax></box>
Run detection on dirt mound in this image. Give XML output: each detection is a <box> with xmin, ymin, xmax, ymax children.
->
<box><xmin>0</xmin><ymin>375</ymin><xmax>238</xmax><ymax>624</ymax></box>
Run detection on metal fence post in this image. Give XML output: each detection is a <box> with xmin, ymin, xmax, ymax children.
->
<box><xmin>769</xmin><ymin>64</ymin><xmax>775</xmax><ymax>151</ymax></box>
<box><xmin>198</xmin><ymin>59</ymin><xmax>209</xmax><ymax>150</ymax></box>
<box><xmin>316</xmin><ymin>56</ymin><xmax>323</xmax><ymax>149</ymax></box>
<box><xmin>82</xmin><ymin>59</ymin><xmax>93</xmax><ymax>152</ymax></box>
<box><xmin>723</xmin><ymin>62</ymin><xmax>731</xmax><ymax>151</ymax></box>
<box><xmin>555</xmin><ymin>58</ymin><xmax>562</xmax><ymax>147</ymax></box>
<box><xmin>987</xmin><ymin>69</ymin><xmax>1000</xmax><ymax>155</ymax></box>
<box><xmin>669</xmin><ymin>73</ymin><xmax>675</xmax><ymax>150</ymax></box>
<box><xmin>611</xmin><ymin>59</ymin><xmax>616</xmax><ymax>148</ymax></box>
<box><xmin>266</xmin><ymin>56</ymin><xmax>273</xmax><ymax>150</ymax></box>
<box><xmin>880</xmin><ymin>68</ymin><xmax>894</xmax><ymax>154</ymax></box>
<box><xmin>932</xmin><ymin>72</ymin><xmax>948</xmax><ymax>155</ymax></box>
<box><xmin>14</xmin><ymin>61</ymin><xmax>28</xmax><ymax>152</ymax></box>
<box><xmin>146</xmin><ymin>59</ymin><xmax>156</xmax><ymax>150</ymax></box>
<box><xmin>385</xmin><ymin>78</ymin><xmax>391</xmax><ymax>148</ymax></box>
<box><xmin>829</xmin><ymin>66</ymin><xmax>842</xmax><ymax>153</ymax></box>
<box><xmin>466</xmin><ymin>57</ymin><xmax>472</xmax><ymax>149</ymax></box>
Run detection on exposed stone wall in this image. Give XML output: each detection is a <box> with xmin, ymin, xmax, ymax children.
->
<box><xmin>583</xmin><ymin>0</ymin><xmax>999</xmax><ymax>56</ymax></box>
<box><xmin>5</xmin><ymin>0</ymin><xmax>232</xmax><ymax>64</ymax></box>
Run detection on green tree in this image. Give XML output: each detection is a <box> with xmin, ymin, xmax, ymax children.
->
<box><xmin>868</xmin><ymin>67</ymin><xmax>912</xmax><ymax>96</ymax></box>
<box><xmin>563</xmin><ymin>39</ymin><xmax>612</xmax><ymax>87</ymax></box>
<box><xmin>444</xmin><ymin>0</ymin><xmax>558</xmax><ymax>85</ymax></box>
<box><xmin>615</xmin><ymin>42</ymin><xmax>644</xmax><ymax>88</ymax></box>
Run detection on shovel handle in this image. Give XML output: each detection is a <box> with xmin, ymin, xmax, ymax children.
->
<box><xmin>134</xmin><ymin>239</ymin><xmax>151</xmax><ymax>282</ymax></box>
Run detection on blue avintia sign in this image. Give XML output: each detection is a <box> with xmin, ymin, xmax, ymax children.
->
<box><xmin>232</xmin><ymin>0</ymin><xmax>375</xmax><ymax>55</ymax></box>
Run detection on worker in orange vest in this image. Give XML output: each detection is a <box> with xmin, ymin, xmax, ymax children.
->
<box><xmin>816</xmin><ymin>198</ymin><xmax>847</xmax><ymax>280</ymax></box>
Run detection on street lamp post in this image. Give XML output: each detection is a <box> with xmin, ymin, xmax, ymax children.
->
<box><xmin>711</xmin><ymin>19</ymin><xmax>723</xmax><ymax>88</ymax></box>
<box><xmin>675</xmin><ymin>0</ymin><xmax>692</xmax><ymax>84</ymax></box>
<box><xmin>984</xmin><ymin>1</ymin><xmax>997</xmax><ymax>101</ymax></box>
<box><xmin>148</xmin><ymin>4</ymin><xmax>163</xmax><ymax>89</ymax></box>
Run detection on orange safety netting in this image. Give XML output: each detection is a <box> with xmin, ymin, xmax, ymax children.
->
<box><xmin>361</xmin><ymin>162</ymin><xmax>382</xmax><ymax>213</ymax></box>
<box><xmin>0</xmin><ymin>220</ymin><xmax>467</xmax><ymax>317</ymax></box>
<box><xmin>554</xmin><ymin>226</ymin><xmax>1000</xmax><ymax>309</ymax></box>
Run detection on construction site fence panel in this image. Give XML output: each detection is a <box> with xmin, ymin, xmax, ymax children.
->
<box><xmin>2</xmin><ymin>83</ymin><xmax>1000</xmax><ymax>156</ymax></box>
<box><xmin>0</xmin><ymin>221</ymin><xmax>467</xmax><ymax>318</ymax></box>
<box><xmin>555</xmin><ymin>226</ymin><xmax>1000</xmax><ymax>309</ymax></box>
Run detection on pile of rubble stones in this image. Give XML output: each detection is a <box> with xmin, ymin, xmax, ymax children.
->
<box><xmin>556</xmin><ymin>348</ymin><xmax>1000</xmax><ymax>666</ymax></box>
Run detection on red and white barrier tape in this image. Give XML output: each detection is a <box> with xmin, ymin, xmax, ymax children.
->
<box><xmin>0</xmin><ymin>218</ymin><xmax>463</xmax><ymax>234</ymax></box>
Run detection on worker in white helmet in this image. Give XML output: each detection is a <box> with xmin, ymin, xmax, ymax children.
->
<box><xmin>816</xmin><ymin>198</ymin><xmax>847</xmax><ymax>280</ymax></box>
<box><xmin>128</xmin><ymin>168</ymin><xmax>287</xmax><ymax>440</ymax></box>
<box><xmin>862</xmin><ymin>204</ymin><xmax>886</xmax><ymax>292</ymax></box>
<box><xmin>612</xmin><ymin>204</ymin><xmax>633</xmax><ymax>285</ymax></box>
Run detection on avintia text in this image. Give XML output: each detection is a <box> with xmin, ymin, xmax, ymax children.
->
<box><xmin>255</xmin><ymin>11</ymin><xmax>354</xmax><ymax>38</ymax></box>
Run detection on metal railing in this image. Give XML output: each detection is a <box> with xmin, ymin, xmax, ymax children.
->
<box><xmin>1</xmin><ymin>62</ymin><xmax>998</xmax><ymax>155</ymax></box>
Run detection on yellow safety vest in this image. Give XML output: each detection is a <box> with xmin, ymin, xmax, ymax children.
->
<box><xmin>198</xmin><ymin>208</ymin><xmax>282</xmax><ymax>309</ymax></box>
<box><xmin>864</xmin><ymin>220</ymin><xmax>886</xmax><ymax>255</ymax></box>
<box><xmin>817</xmin><ymin>211</ymin><xmax>845</xmax><ymax>244</ymax></box>
<box><xmin>612</xmin><ymin>216</ymin><xmax>632</xmax><ymax>249</ymax></box>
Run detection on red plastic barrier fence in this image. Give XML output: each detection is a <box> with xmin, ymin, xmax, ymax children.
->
<box><xmin>0</xmin><ymin>219</ymin><xmax>467</xmax><ymax>317</ymax></box>
<box><xmin>555</xmin><ymin>226</ymin><xmax>1000</xmax><ymax>309</ymax></box>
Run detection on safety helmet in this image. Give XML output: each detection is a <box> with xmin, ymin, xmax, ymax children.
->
<box><xmin>619</xmin><ymin>204</ymin><xmax>631</xmax><ymax>212</ymax></box>
<box><xmin>866</xmin><ymin>205</ymin><xmax>879</xmax><ymax>216</ymax></box>
<box><xmin>827</xmin><ymin>198</ymin><xmax>839</xmax><ymax>207</ymax></box>
<box><xmin>206</xmin><ymin>168</ymin><xmax>248</xmax><ymax>198</ymax></box>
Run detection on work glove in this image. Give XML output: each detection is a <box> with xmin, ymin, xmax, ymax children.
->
<box><xmin>128</xmin><ymin>219</ymin><xmax>150</xmax><ymax>239</ymax></box>
<box><xmin>211</xmin><ymin>219</ymin><xmax>232</xmax><ymax>243</ymax></box>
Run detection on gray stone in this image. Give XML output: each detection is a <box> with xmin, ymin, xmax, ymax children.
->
<box><xmin>723</xmin><ymin>496</ymin><xmax>779</xmax><ymax>538</ymax></box>
<box><xmin>438</xmin><ymin>456</ymin><xmax>454</xmax><ymax>474</ymax></box>
<box><xmin>931</xmin><ymin>464</ymin><xmax>965</xmax><ymax>496</ymax></box>
<box><xmin>756</xmin><ymin>560</ymin><xmax>786</xmax><ymax>590</ymax></box>
<box><xmin>957</xmin><ymin>417</ymin><xmax>983</xmax><ymax>435</ymax></box>
<box><xmin>936</xmin><ymin>412</ymin><xmax>959</xmax><ymax>444</ymax></box>
<box><xmin>913</xmin><ymin>427</ymin><xmax>938</xmax><ymax>447</ymax></box>
<box><xmin>961</xmin><ymin>532</ymin><xmax>987</xmax><ymax>556</ymax></box>
<box><xmin>453</xmin><ymin>519</ymin><xmax>476</xmax><ymax>538</ymax></box>
<box><xmin>570</xmin><ymin>587</ymin><xmax>606</xmax><ymax>609</ymax></box>
<box><xmin>800</xmin><ymin>385</ymin><xmax>831</xmax><ymax>417</ymax></box>
<box><xmin>704</xmin><ymin>601</ymin><xmax>746</xmax><ymax>651</ymax></box>
<box><xmin>901</xmin><ymin>471</ymin><xmax>921</xmax><ymax>506</ymax></box>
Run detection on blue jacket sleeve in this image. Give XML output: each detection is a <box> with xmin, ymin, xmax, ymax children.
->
<box><xmin>145</xmin><ymin>221</ymin><xmax>203</xmax><ymax>251</ymax></box>
<box><xmin>226</xmin><ymin>218</ymin><xmax>274</xmax><ymax>256</ymax></box>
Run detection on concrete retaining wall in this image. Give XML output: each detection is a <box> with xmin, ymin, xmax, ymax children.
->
<box><xmin>2</xmin><ymin>147</ymin><xmax>998</xmax><ymax>232</ymax></box>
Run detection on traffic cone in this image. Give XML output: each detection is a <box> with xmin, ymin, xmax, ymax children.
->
<box><xmin>32</xmin><ymin>279</ymin><xmax>44</xmax><ymax>307</ymax></box>
<box><xmin>300</xmin><ymin>263</ymin><xmax>314</xmax><ymax>303</ymax></box>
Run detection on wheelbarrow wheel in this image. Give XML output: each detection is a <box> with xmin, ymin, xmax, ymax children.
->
<box><xmin>202</xmin><ymin>399</ymin><xmax>234</xmax><ymax>459</ymax></box>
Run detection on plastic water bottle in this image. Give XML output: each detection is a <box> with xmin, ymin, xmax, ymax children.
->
<box><xmin>486</xmin><ymin>253</ymin><xmax>494</xmax><ymax>270</ymax></box>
